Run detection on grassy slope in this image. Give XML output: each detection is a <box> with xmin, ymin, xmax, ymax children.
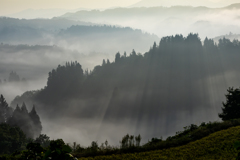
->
<box><xmin>79</xmin><ymin>126</ymin><xmax>240</xmax><ymax>160</ymax></box>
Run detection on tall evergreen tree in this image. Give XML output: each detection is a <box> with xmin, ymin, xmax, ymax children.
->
<box><xmin>219</xmin><ymin>87</ymin><xmax>240</xmax><ymax>121</ymax></box>
<box><xmin>7</xmin><ymin>103</ymin><xmax>42</xmax><ymax>138</ymax></box>
<box><xmin>0</xmin><ymin>94</ymin><xmax>12</xmax><ymax>123</ymax></box>
<box><xmin>29</xmin><ymin>105</ymin><xmax>42</xmax><ymax>138</ymax></box>
<box><xmin>7</xmin><ymin>104</ymin><xmax>21</xmax><ymax>126</ymax></box>
<box><xmin>0</xmin><ymin>95</ymin><xmax>7</xmax><ymax>123</ymax></box>
<box><xmin>102</xmin><ymin>59</ymin><xmax>106</xmax><ymax>66</ymax></box>
<box><xmin>20</xmin><ymin>103</ymin><xmax>34</xmax><ymax>138</ymax></box>
<box><xmin>115</xmin><ymin>52</ymin><xmax>121</xmax><ymax>63</ymax></box>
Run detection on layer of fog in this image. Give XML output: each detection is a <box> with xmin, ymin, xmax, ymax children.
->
<box><xmin>130</xmin><ymin>0</ymin><xmax>240</xmax><ymax>8</ymax></box>
<box><xmin>0</xmin><ymin>17</ymin><xmax>159</xmax><ymax>106</ymax></box>
<box><xmin>12</xmin><ymin>45</ymin><xmax>240</xmax><ymax>146</ymax></box>
<box><xmin>61</xmin><ymin>4</ymin><xmax>240</xmax><ymax>39</ymax></box>
<box><xmin>8</xmin><ymin>8</ymin><xmax>90</xmax><ymax>19</ymax></box>
<box><xmin>0</xmin><ymin>18</ymin><xmax>159</xmax><ymax>54</ymax></box>
<box><xmin>213</xmin><ymin>33</ymin><xmax>240</xmax><ymax>42</ymax></box>
<box><xmin>1</xmin><ymin>6</ymin><xmax>240</xmax><ymax>146</ymax></box>
<box><xmin>0</xmin><ymin>44</ymin><xmax>115</xmax><ymax>104</ymax></box>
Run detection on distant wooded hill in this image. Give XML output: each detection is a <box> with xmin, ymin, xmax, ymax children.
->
<box><xmin>0</xmin><ymin>17</ymin><xmax>159</xmax><ymax>53</ymax></box>
<box><xmin>11</xmin><ymin>34</ymin><xmax>240</xmax><ymax>142</ymax></box>
<box><xmin>130</xmin><ymin>0</ymin><xmax>240</xmax><ymax>8</ymax></box>
<box><xmin>213</xmin><ymin>33</ymin><xmax>240</xmax><ymax>43</ymax></box>
<box><xmin>60</xmin><ymin>3</ymin><xmax>240</xmax><ymax>39</ymax></box>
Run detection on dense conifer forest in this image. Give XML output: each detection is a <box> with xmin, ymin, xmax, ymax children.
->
<box><xmin>2</xmin><ymin>33</ymin><xmax>240</xmax><ymax>159</ymax></box>
<box><xmin>0</xmin><ymin>94</ymin><xmax>42</xmax><ymax>138</ymax></box>
<box><xmin>10</xmin><ymin>33</ymin><xmax>240</xmax><ymax>140</ymax></box>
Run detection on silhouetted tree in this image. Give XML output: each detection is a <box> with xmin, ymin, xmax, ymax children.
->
<box><xmin>219</xmin><ymin>87</ymin><xmax>240</xmax><ymax>121</ymax></box>
<box><xmin>203</xmin><ymin>37</ymin><xmax>217</xmax><ymax>53</ymax></box>
<box><xmin>131</xmin><ymin>49</ymin><xmax>136</xmax><ymax>56</ymax></box>
<box><xmin>29</xmin><ymin>105</ymin><xmax>42</xmax><ymax>138</ymax></box>
<box><xmin>102</xmin><ymin>59</ymin><xmax>106</xmax><ymax>66</ymax></box>
<box><xmin>120</xmin><ymin>134</ymin><xmax>129</xmax><ymax>149</ymax></box>
<box><xmin>123</xmin><ymin>51</ymin><xmax>127</xmax><ymax>58</ymax></box>
<box><xmin>8</xmin><ymin>103</ymin><xmax>42</xmax><ymax>138</ymax></box>
<box><xmin>135</xmin><ymin>134</ymin><xmax>141</xmax><ymax>147</ymax></box>
<box><xmin>115</xmin><ymin>52</ymin><xmax>121</xmax><ymax>63</ymax></box>
<box><xmin>0</xmin><ymin>94</ymin><xmax>12</xmax><ymax>123</ymax></box>
<box><xmin>44</xmin><ymin>61</ymin><xmax>84</xmax><ymax>101</ymax></box>
<box><xmin>107</xmin><ymin>59</ymin><xmax>110</xmax><ymax>64</ymax></box>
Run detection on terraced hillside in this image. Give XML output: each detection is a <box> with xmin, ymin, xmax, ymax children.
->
<box><xmin>79</xmin><ymin>126</ymin><xmax>240</xmax><ymax>160</ymax></box>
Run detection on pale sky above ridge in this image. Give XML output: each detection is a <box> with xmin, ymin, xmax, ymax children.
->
<box><xmin>0</xmin><ymin>0</ymin><xmax>235</xmax><ymax>17</ymax></box>
<box><xmin>0</xmin><ymin>0</ymin><xmax>140</xmax><ymax>16</ymax></box>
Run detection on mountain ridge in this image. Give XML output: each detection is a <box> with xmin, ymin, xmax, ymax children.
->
<box><xmin>130</xmin><ymin>0</ymin><xmax>240</xmax><ymax>8</ymax></box>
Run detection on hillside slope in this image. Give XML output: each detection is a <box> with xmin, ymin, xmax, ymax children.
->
<box><xmin>79</xmin><ymin>126</ymin><xmax>240</xmax><ymax>159</ymax></box>
<box><xmin>61</xmin><ymin>4</ymin><xmax>240</xmax><ymax>39</ymax></box>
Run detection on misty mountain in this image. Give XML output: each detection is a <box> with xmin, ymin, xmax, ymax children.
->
<box><xmin>130</xmin><ymin>0</ymin><xmax>240</xmax><ymax>8</ymax></box>
<box><xmin>0</xmin><ymin>43</ymin><xmax>116</xmax><ymax>105</ymax></box>
<box><xmin>0</xmin><ymin>17</ymin><xmax>92</xmax><ymax>31</ymax></box>
<box><xmin>56</xmin><ymin>25</ymin><xmax>159</xmax><ymax>52</ymax></box>
<box><xmin>60</xmin><ymin>4</ymin><xmax>240</xmax><ymax>39</ymax></box>
<box><xmin>8</xmin><ymin>8</ymin><xmax>89</xmax><ymax>19</ymax></box>
<box><xmin>213</xmin><ymin>32</ymin><xmax>240</xmax><ymax>43</ymax></box>
<box><xmin>0</xmin><ymin>17</ymin><xmax>159</xmax><ymax>53</ymax></box>
<box><xmin>11</xmin><ymin>34</ymin><xmax>240</xmax><ymax>145</ymax></box>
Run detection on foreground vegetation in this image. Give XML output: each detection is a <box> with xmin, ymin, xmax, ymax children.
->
<box><xmin>73</xmin><ymin>119</ymin><xmax>240</xmax><ymax>158</ymax></box>
<box><xmin>2</xmin><ymin>119</ymin><xmax>240</xmax><ymax>159</ymax></box>
<box><xmin>79</xmin><ymin>125</ymin><xmax>240</xmax><ymax>160</ymax></box>
<box><xmin>2</xmin><ymin>86</ymin><xmax>240</xmax><ymax>159</ymax></box>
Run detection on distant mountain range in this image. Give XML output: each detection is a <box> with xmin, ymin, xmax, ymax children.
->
<box><xmin>7</xmin><ymin>8</ymin><xmax>90</xmax><ymax>19</ymax></box>
<box><xmin>0</xmin><ymin>17</ymin><xmax>159</xmax><ymax>54</ymax></box>
<box><xmin>60</xmin><ymin>3</ymin><xmax>240</xmax><ymax>39</ymax></box>
<box><xmin>130</xmin><ymin>0</ymin><xmax>240</xmax><ymax>8</ymax></box>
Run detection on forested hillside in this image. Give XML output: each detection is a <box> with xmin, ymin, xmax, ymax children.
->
<box><xmin>12</xmin><ymin>34</ymin><xmax>240</xmax><ymax>143</ymax></box>
<box><xmin>61</xmin><ymin>4</ymin><xmax>240</xmax><ymax>39</ymax></box>
<box><xmin>0</xmin><ymin>17</ymin><xmax>159</xmax><ymax>53</ymax></box>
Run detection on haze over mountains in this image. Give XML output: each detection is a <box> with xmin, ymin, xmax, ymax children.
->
<box><xmin>0</xmin><ymin>17</ymin><xmax>159</xmax><ymax>105</ymax></box>
<box><xmin>61</xmin><ymin>3</ymin><xmax>240</xmax><ymax>39</ymax></box>
<box><xmin>7</xmin><ymin>8</ymin><xmax>88</xmax><ymax>19</ymax></box>
<box><xmin>130</xmin><ymin>0</ymin><xmax>240</xmax><ymax>8</ymax></box>
<box><xmin>11</xmin><ymin>34</ymin><xmax>240</xmax><ymax>145</ymax></box>
<box><xmin>0</xmin><ymin>17</ymin><xmax>158</xmax><ymax>53</ymax></box>
<box><xmin>1</xmin><ymin>0</ymin><xmax>240</xmax><ymax>147</ymax></box>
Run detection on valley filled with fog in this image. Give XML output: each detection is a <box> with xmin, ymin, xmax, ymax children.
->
<box><xmin>1</xmin><ymin>1</ymin><xmax>240</xmax><ymax>147</ymax></box>
<box><xmin>61</xmin><ymin>4</ymin><xmax>240</xmax><ymax>39</ymax></box>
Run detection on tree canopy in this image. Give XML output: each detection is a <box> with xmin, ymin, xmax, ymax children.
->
<box><xmin>219</xmin><ymin>87</ymin><xmax>240</xmax><ymax>121</ymax></box>
<box><xmin>0</xmin><ymin>123</ymin><xmax>26</xmax><ymax>154</ymax></box>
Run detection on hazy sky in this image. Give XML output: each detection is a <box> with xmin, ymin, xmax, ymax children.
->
<box><xmin>0</xmin><ymin>0</ymin><xmax>140</xmax><ymax>15</ymax></box>
<box><xmin>0</xmin><ymin>0</ymin><xmax>233</xmax><ymax>16</ymax></box>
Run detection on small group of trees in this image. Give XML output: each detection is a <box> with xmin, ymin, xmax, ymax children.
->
<box><xmin>0</xmin><ymin>95</ymin><xmax>13</xmax><ymax>123</ymax></box>
<box><xmin>0</xmin><ymin>94</ymin><xmax>42</xmax><ymax>138</ymax></box>
<box><xmin>120</xmin><ymin>134</ymin><xmax>142</xmax><ymax>149</ymax></box>
<box><xmin>0</xmin><ymin>71</ymin><xmax>27</xmax><ymax>85</ymax></box>
<box><xmin>0</xmin><ymin>123</ymin><xmax>26</xmax><ymax>154</ymax></box>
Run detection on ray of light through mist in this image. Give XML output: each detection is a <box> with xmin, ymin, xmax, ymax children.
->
<box><xmin>1</xmin><ymin>0</ymin><xmax>240</xmax><ymax>148</ymax></box>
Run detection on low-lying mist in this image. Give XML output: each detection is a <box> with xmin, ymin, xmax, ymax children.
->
<box><xmin>61</xmin><ymin>4</ymin><xmax>240</xmax><ymax>39</ymax></box>
<box><xmin>0</xmin><ymin>18</ymin><xmax>159</xmax><ymax>54</ymax></box>
<box><xmin>0</xmin><ymin>44</ymin><xmax>115</xmax><ymax>104</ymax></box>
<box><xmin>9</xmin><ymin>35</ymin><xmax>240</xmax><ymax>146</ymax></box>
